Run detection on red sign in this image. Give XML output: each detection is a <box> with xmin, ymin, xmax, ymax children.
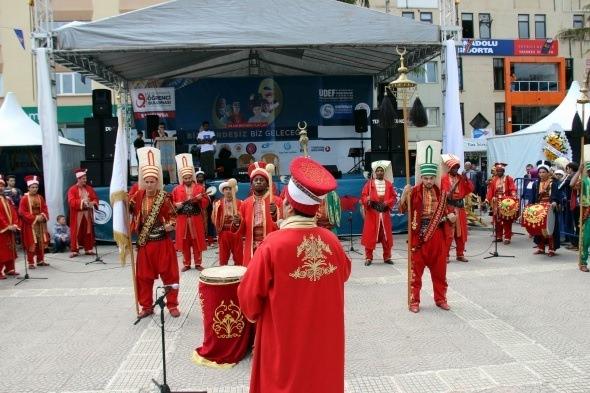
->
<box><xmin>514</xmin><ymin>39</ymin><xmax>558</xmax><ymax>56</ymax></box>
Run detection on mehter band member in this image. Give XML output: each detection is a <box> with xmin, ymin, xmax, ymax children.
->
<box><xmin>19</xmin><ymin>175</ymin><xmax>50</xmax><ymax>269</ymax></box>
<box><xmin>67</xmin><ymin>168</ymin><xmax>98</xmax><ymax>258</ymax></box>
<box><xmin>212</xmin><ymin>179</ymin><xmax>243</xmax><ymax>266</ymax></box>
<box><xmin>238</xmin><ymin>156</ymin><xmax>351</xmax><ymax>393</ymax></box>
<box><xmin>0</xmin><ymin>174</ymin><xmax>20</xmax><ymax>279</ymax></box>
<box><xmin>485</xmin><ymin>163</ymin><xmax>517</xmax><ymax>244</ymax></box>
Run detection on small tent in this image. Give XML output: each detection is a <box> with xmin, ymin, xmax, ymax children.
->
<box><xmin>487</xmin><ymin>81</ymin><xmax>590</xmax><ymax>177</ymax></box>
<box><xmin>0</xmin><ymin>92</ymin><xmax>84</xmax><ymax>192</ymax></box>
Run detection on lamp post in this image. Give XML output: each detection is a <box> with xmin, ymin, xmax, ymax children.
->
<box><xmin>389</xmin><ymin>48</ymin><xmax>417</xmax><ymax>307</ymax></box>
<box><xmin>577</xmin><ymin>74</ymin><xmax>589</xmax><ymax>266</ymax></box>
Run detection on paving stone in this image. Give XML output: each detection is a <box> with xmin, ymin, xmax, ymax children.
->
<box><xmin>504</xmin><ymin>345</ymin><xmax>559</xmax><ymax>363</ymax></box>
<box><xmin>469</xmin><ymin>319</ymin><xmax>515</xmax><ymax>333</ymax></box>
<box><xmin>550</xmin><ymin>378</ymin><xmax>590</xmax><ymax>392</ymax></box>
<box><xmin>485</xmin><ymin>330</ymin><xmax>536</xmax><ymax>347</ymax></box>
<box><xmin>346</xmin><ymin>376</ymin><xmax>399</xmax><ymax>393</ymax></box>
<box><xmin>481</xmin><ymin>363</ymin><xmax>542</xmax><ymax>386</ymax></box>
<box><xmin>394</xmin><ymin>372</ymin><xmax>449</xmax><ymax>393</ymax></box>
<box><xmin>437</xmin><ymin>367</ymin><xmax>496</xmax><ymax>391</ymax></box>
<box><xmin>526</xmin><ymin>360</ymin><xmax>584</xmax><ymax>382</ymax></box>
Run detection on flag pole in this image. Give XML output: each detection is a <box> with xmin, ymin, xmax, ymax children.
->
<box><xmin>126</xmin><ymin>198</ymin><xmax>140</xmax><ymax>315</ymax></box>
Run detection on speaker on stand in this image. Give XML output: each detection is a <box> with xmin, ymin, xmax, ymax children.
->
<box><xmin>92</xmin><ymin>89</ymin><xmax>113</xmax><ymax>117</ymax></box>
<box><xmin>348</xmin><ymin>108</ymin><xmax>368</xmax><ymax>173</ymax></box>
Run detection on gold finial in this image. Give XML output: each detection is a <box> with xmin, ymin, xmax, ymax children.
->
<box><xmin>389</xmin><ymin>47</ymin><xmax>417</xmax><ymax>91</ymax></box>
<box><xmin>298</xmin><ymin>121</ymin><xmax>309</xmax><ymax>157</ymax></box>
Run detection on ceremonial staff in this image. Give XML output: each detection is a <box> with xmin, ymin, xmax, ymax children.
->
<box><xmin>575</xmin><ymin>73</ymin><xmax>590</xmax><ymax>265</ymax></box>
<box><xmin>389</xmin><ymin>49</ymin><xmax>417</xmax><ymax>306</ymax></box>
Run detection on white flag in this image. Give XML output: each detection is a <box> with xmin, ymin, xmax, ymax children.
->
<box><xmin>109</xmin><ymin>110</ymin><xmax>131</xmax><ymax>265</ymax></box>
<box><xmin>442</xmin><ymin>40</ymin><xmax>465</xmax><ymax>169</ymax></box>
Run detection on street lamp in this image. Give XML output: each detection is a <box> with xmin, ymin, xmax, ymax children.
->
<box><xmin>576</xmin><ymin>74</ymin><xmax>589</xmax><ymax>266</ymax></box>
<box><xmin>389</xmin><ymin>48</ymin><xmax>417</xmax><ymax>307</ymax></box>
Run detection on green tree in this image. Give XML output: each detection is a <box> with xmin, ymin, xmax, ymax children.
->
<box><xmin>556</xmin><ymin>5</ymin><xmax>590</xmax><ymax>49</ymax></box>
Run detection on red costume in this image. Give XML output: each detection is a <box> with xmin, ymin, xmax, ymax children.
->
<box><xmin>212</xmin><ymin>197</ymin><xmax>243</xmax><ymax>265</ymax></box>
<box><xmin>67</xmin><ymin>177</ymin><xmax>98</xmax><ymax>253</ymax></box>
<box><xmin>401</xmin><ymin>182</ymin><xmax>453</xmax><ymax>311</ymax></box>
<box><xmin>441</xmin><ymin>172</ymin><xmax>474</xmax><ymax>260</ymax></box>
<box><xmin>171</xmin><ymin>182</ymin><xmax>208</xmax><ymax>268</ymax></box>
<box><xmin>486</xmin><ymin>169</ymin><xmax>517</xmax><ymax>242</ymax></box>
<box><xmin>19</xmin><ymin>192</ymin><xmax>50</xmax><ymax>267</ymax></box>
<box><xmin>0</xmin><ymin>193</ymin><xmax>19</xmax><ymax>278</ymax></box>
<box><xmin>360</xmin><ymin>178</ymin><xmax>397</xmax><ymax>262</ymax></box>
<box><xmin>238</xmin><ymin>156</ymin><xmax>350</xmax><ymax>393</ymax></box>
<box><xmin>130</xmin><ymin>189</ymin><xmax>180</xmax><ymax>315</ymax></box>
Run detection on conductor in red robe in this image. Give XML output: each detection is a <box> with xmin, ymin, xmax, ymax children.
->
<box><xmin>485</xmin><ymin>163</ymin><xmax>517</xmax><ymax>244</ymax></box>
<box><xmin>171</xmin><ymin>154</ymin><xmax>208</xmax><ymax>272</ymax></box>
<box><xmin>0</xmin><ymin>175</ymin><xmax>20</xmax><ymax>279</ymax></box>
<box><xmin>212</xmin><ymin>179</ymin><xmax>243</xmax><ymax>265</ymax></box>
<box><xmin>360</xmin><ymin>160</ymin><xmax>397</xmax><ymax>266</ymax></box>
<box><xmin>400</xmin><ymin>142</ymin><xmax>455</xmax><ymax>313</ymax></box>
<box><xmin>441</xmin><ymin>155</ymin><xmax>474</xmax><ymax>262</ymax></box>
<box><xmin>238</xmin><ymin>157</ymin><xmax>351</xmax><ymax>393</ymax></box>
<box><xmin>19</xmin><ymin>175</ymin><xmax>50</xmax><ymax>268</ymax></box>
<box><xmin>130</xmin><ymin>147</ymin><xmax>180</xmax><ymax>318</ymax></box>
<box><xmin>67</xmin><ymin>168</ymin><xmax>98</xmax><ymax>257</ymax></box>
<box><xmin>232</xmin><ymin>161</ymin><xmax>282</xmax><ymax>266</ymax></box>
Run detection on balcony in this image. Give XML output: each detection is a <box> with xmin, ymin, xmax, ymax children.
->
<box><xmin>511</xmin><ymin>80</ymin><xmax>558</xmax><ymax>92</ymax></box>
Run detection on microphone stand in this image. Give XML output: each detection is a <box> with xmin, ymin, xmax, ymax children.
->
<box><xmin>15</xmin><ymin>237</ymin><xmax>47</xmax><ymax>286</ymax></box>
<box><xmin>86</xmin><ymin>214</ymin><xmax>105</xmax><ymax>265</ymax></box>
<box><xmin>484</xmin><ymin>201</ymin><xmax>514</xmax><ymax>260</ymax></box>
<box><xmin>347</xmin><ymin>211</ymin><xmax>362</xmax><ymax>255</ymax></box>
<box><xmin>152</xmin><ymin>287</ymin><xmax>172</xmax><ymax>393</ymax></box>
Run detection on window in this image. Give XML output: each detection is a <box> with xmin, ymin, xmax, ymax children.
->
<box><xmin>56</xmin><ymin>72</ymin><xmax>92</xmax><ymax>95</ymax></box>
<box><xmin>460</xmin><ymin>103</ymin><xmax>465</xmax><ymax>135</ymax></box>
<box><xmin>512</xmin><ymin>63</ymin><xmax>558</xmax><ymax>91</ymax></box>
<box><xmin>458</xmin><ymin>57</ymin><xmax>464</xmax><ymax>90</ymax></box>
<box><xmin>462</xmin><ymin>13</ymin><xmax>474</xmax><ymax>38</ymax></box>
<box><xmin>518</xmin><ymin>14</ymin><xmax>530</xmax><ymax>38</ymax></box>
<box><xmin>426</xmin><ymin>107</ymin><xmax>439</xmax><ymax>127</ymax></box>
<box><xmin>573</xmin><ymin>14</ymin><xmax>585</xmax><ymax>29</ymax></box>
<box><xmin>420</xmin><ymin>12</ymin><xmax>432</xmax><ymax>24</ymax></box>
<box><xmin>402</xmin><ymin>11</ymin><xmax>414</xmax><ymax>19</ymax></box>
<box><xmin>494</xmin><ymin>103</ymin><xmax>505</xmax><ymax>135</ymax></box>
<box><xmin>409</xmin><ymin>61</ymin><xmax>438</xmax><ymax>83</ymax></box>
<box><xmin>566</xmin><ymin>58</ymin><xmax>574</xmax><ymax>88</ymax></box>
<box><xmin>479</xmin><ymin>13</ymin><xmax>491</xmax><ymax>39</ymax></box>
<box><xmin>512</xmin><ymin>106</ymin><xmax>556</xmax><ymax>131</ymax></box>
<box><xmin>535</xmin><ymin>14</ymin><xmax>546</xmax><ymax>38</ymax></box>
<box><xmin>493</xmin><ymin>58</ymin><xmax>504</xmax><ymax>90</ymax></box>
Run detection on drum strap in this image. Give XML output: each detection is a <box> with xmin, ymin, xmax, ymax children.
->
<box><xmin>138</xmin><ymin>191</ymin><xmax>167</xmax><ymax>247</ymax></box>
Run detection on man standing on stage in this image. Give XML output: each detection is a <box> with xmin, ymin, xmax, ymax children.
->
<box><xmin>238</xmin><ymin>157</ymin><xmax>351</xmax><ymax>393</ymax></box>
<box><xmin>172</xmin><ymin>154</ymin><xmax>208</xmax><ymax>272</ymax></box>
<box><xmin>197</xmin><ymin>121</ymin><xmax>216</xmax><ymax>178</ymax></box>
<box><xmin>232</xmin><ymin>161</ymin><xmax>282</xmax><ymax>266</ymax></box>
<box><xmin>441</xmin><ymin>155</ymin><xmax>474</xmax><ymax>262</ymax></box>
<box><xmin>360</xmin><ymin>160</ymin><xmax>397</xmax><ymax>266</ymax></box>
<box><xmin>212</xmin><ymin>179</ymin><xmax>243</xmax><ymax>266</ymax></box>
<box><xmin>130</xmin><ymin>147</ymin><xmax>180</xmax><ymax>318</ymax></box>
<box><xmin>67</xmin><ymin>168</ymin><xmax>99</xmax><ymax>258</ymax></box>
<box><xmin>485</xmin><ymin>163</ymin><xmax>517</xmax><ymax>244</ymax></box>
<box><xmin>400</xmin><ymin>142</ymin><xmax>454</xmax><ymax>313</ymax></box>
<box><xmin>19</xmin><ymin>175</ymin><xmax>50</xmax><ymax>269</ymax></box>
<box><xmin>0</xmin><ymin>175</ymin><xmax>20</xmax><ymax>279</ymax></box>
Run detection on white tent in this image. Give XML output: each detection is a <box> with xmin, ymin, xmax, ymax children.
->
<box><xmin>0</xmin><ymin>92</ymin><xmax>85</xmax><ymax>194</ymax></box>
<box><xmin>487</xmin><ymin>81</ymin><xmax>590</xmax><ymax>177</ymax></box>
<box><xmin>0</xmin><ymin>92</ymin><xmax>82</xmax><ymax>147</ymax></box>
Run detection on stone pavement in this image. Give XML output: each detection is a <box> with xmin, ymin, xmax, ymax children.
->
<box><xmin>1</xmin><ymin>225</ymin><xmax>589</xmax><ymax>393</ymax></box>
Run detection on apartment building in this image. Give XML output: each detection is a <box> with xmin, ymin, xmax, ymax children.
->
<box><xmin>0</xmin><ymin>0</ymin><xmax>165</xmax><ymax>142</ymax></box>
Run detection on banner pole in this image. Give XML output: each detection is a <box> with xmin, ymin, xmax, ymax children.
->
<box><xmin>126</xmin><ymin>199</ymin><xmax>140</xmax><ymax>315</ymax></box>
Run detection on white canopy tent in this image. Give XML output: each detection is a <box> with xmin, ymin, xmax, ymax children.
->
<box><xmin>52</xmin><ymin>0</ymin><xmax>441</xmax><ymax>87</ymax></box>
<box><xmin>487</xmin><ymin>81</ymin><xmax>590</xmax><ymax>178</ymax></box>
<box><xmin>0</xmin><ymin>92</ymin><xmax>84</xmax><ymax>195</ymax></box>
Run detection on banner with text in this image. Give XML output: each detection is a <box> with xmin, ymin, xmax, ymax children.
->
<box><xmin>458</xmin><ymin>39</ymin><xmax>558</xmax><ymax>56</ymax></box>
<box><xmin>131</xmin><ymin>87</ymin><xmax>176</xmax><ymax>120</ymax></box>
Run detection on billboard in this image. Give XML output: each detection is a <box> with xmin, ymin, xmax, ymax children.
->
<box><xmin>458</xmin><ymin>39</ymin><xmax>558</xmax><ymax>56</ymax></box>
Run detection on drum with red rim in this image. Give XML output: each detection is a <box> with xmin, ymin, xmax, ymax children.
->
<box><xmin>521</xmin><ymin>203</ymin><xmax>555</xmax><ymax>237</ymax></box>
<box><xmin>498</xmin><ymin>196</ymin><xmax>519</xmax><ymax>221</ymax></box>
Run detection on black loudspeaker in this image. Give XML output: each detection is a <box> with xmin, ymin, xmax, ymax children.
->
<box><xmin>81</xmin><ymin>160</ymin><xmax>114</xmax><ymax>187</ymax></box>
<box><xmin>364</xmin><ymin>151</ymin><xmax>410</xmax><ymax>178</ymax></box>
<box><xmin>92</xmin><ymin>89</ymin><xmax>112</xmax><ymax>117</ymax></box>
<box><xmin>84</xmin><ymin>117</ymin><xmax>102</xmax><ymax>160</ymax></box>
<box><xmin>101</xmin><ymin>117</ymin><xmax>119</xmax><ymax>160</ymax></box>
<box><xmin>84</xmin><ymin>117</ymin><xmax>118</xmax><ymax>160</ymax></box>
<box><xmin>323</xmin><ymin>165</ymin><xmax>342</xmax><ymax>179</ymax></box>
<box><xmin>215</xmin><ymin>158</ymin><xmax>237</xmax><ymax>179</ymax></box>
<box><xmin>354</xmin><ymin>109</ymin><xmax>368</xmax><ymax>133</ymax></box>
<box><xmin>370</xmin><ymin>109</ymin><xmax>404</xmax><ymax>151</ymax></box>
<box><xmin>146</xmin><ymin>115</ymin><xmax>160</xmax><ymax>139</ymax></box>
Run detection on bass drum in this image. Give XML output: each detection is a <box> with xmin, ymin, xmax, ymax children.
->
<box><xmin>521</xmin><ymin>203</ymin><xmax>555</xmax><ymax>237</ymax></box>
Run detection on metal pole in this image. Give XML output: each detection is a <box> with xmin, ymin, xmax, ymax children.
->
<box><xmin>402</xmin><ymin>98</ymin><xmax>412</xmax><ymax>307</ymax></box>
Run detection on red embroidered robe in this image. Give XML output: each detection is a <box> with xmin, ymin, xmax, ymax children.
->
<box><xmin>360</xmin><ymin>179</ymin><xmax>397</xmax><ymax>250</ymax></box>
<box><xmin>441</xmin><ymin>173</ymin><xmax>474</xmax><ymax>243</ymax></box>
<box><xmin>171</xmin><ymin>183</ymin><xmax>209</xmax><ymax>252</ymax></box>
<box><xmin>19</xmin><ymin>193</ymin><xmax>50</xmax><ymax>251</ymax></box>
<box><xmin>67</xmin><ymin>184</ymin><xmax>99</xmax><ymax>249</ymax></box>
<box><xmin>0</xmin><ymin>196</ymin><xmax>19</xmax><ymax>264</ymax></box>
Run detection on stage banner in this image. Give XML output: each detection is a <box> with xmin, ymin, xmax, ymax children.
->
<box><xmin>174</xmin><ymin>75</ymin><xmax>372</xmax><ymax>142</ymax></box>
<box><xmin>131</xmin><ymin>87</ymin><xmax>176</xmax><ymax>120</ymax></box>
<box><xmin>458</xmin><ymin>38</ymin><xmax>558</xmax><ymax>56</ymax></box>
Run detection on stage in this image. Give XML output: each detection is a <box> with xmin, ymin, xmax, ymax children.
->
<box><xmin>91</xmin><ymin>174</ymin><xmax>410</xmax><ymax>242</ymax></box>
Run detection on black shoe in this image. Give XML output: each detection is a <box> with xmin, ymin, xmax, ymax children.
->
<box><xmin>384</xmin><ymin>260</ymin><xmax>394</xmax><ymax>265</ymax></box>
<box><xmin>364</xmin><ymin>260</ymin><xmax>372</xmax><ymax>266</ymax></box>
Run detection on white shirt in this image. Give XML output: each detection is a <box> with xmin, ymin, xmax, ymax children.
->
<box><xmin>197</xmin><ymin>130</ymin><xmax>216</xmax><ymax>153</ymax></box>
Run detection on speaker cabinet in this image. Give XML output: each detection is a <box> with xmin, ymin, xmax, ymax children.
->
<box><xmin>323</xmin><ymin>165</ymin><xmax>342</xmax><ymax>179</ymax></box>
<box><xmin>370</xmin><ymin>109</ymin><xmax>404</xmax><ymax>152</ymax></box>
<box><xmin>81</xmin><ymin>159</ymin><xmax>114</xmax><ymax>187</ymax></box>
<box><xmin>354</xmin><ymin>109</ymin><xmax>368</xmax><ymax>133</ymax></box>
<box><xmin>101</xmin><ymin>117</ymin><xmax>119</xmax><ymax>160</ymax></box>
<box><xmin>364</xmin><ymin>151</ymin><xmax>411</xmax><ymax>178</ymax></box>
<box><xmin>215</xmin><ymin>158</ymin><xmax>237</xmax><ymax>179</ymax></box>
<box><xmin>146</xmin><ymin>115</ymin><xmax>160</xmax><ymax>139</ymax></box>
<box><xmin>84</xmin><ymin>117</ymin><xmax>118</xmax><ymax>160</ymax></box>
<box><xmin>92</xmin><ymin>89</ymin><xmax>112</xmax><ymax>117</ymax></box>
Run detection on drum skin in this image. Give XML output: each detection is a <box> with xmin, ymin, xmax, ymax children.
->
<box><xmin>498</xmin><ymin>197</ymin><xmax>519</xmax><ymax>221</ymax></box>
<box><xmin>521</xmin><ymin>203</ymin><xmax>554</xmax><ymax>237</ymax></box>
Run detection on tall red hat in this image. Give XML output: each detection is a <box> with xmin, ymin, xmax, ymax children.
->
<box><xmin>74</xmin><ymin>168</ymin><xmax>87</xmax><ymax>179</ymax></box>
<box><xmin>25</xmin><ymin>175</ymin><xmax>40</xmax><ymax>187</ymax></box>
<box><xmin>248</xmin><ymin>161</ymin><xmax>269</xmax><ymax>183</ymax></box>
<box><xmin>285</xmin><ymin>157</ymin><xmax>337</xmax><ymax>216</ymax></box>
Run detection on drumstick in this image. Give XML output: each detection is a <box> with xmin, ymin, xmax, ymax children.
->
<box><xmin>228</xmin><ymin>178</ymin><xmax>238</xmax><ymax>215</ymax></box>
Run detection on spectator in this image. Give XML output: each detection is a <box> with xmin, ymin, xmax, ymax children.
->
<box><xmin>3</xmin><ymin>175</ymin><xmax>22</xmax><ymax>207</ymax></box>
<box><xmin>197</xmin><ymin>121</ymin><xmax>216</xmax><ymax>178</ymax></box>
<box><xmin>52</xmin><ymin>215</ymin><xmax>70</xmax><ymax>253</ymax></box>
<box><xmin>523</xmin><ymin>164</ymin><xmax>533</xmax><ymax>179</ymax></box>
<box><xmin>133</xmin><ymin>131</ymin><xmax>145</xmax><ymax>163</ymax></box>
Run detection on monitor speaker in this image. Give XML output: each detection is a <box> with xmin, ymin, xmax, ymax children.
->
<box><xmin>354</xmin><ymin>109</ymin><xmax>368</xmax><ymax>133</ymax></box>
<box><xmin>92</xmin><ymin>89</ymin><xmax>112</xmax><ymax>117</ymax></box>
<box><xmin>146</xmin><ymin>115</ymin><xmax>160</xmax><ymax>139</ymax></box>
<box><xmin>364</xmin><ymin>151</ymin><xmax>410</xmax><ymax>178</ymax></box>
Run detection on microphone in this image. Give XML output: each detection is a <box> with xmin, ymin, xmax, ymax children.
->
<box><xmin>158</xmin><ymin>283</ymin><xmax>179</xmax><ymax>291</ymax></box>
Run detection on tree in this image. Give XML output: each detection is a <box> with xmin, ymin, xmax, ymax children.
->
<box><xmin>556</xmin><ymin>5</ymin><xmax>590</xmax><ymax>49</ymax></box>
<box><xmin>337</xmin><ymin>0</ymin><xmax>371</xmax><ymax>7</ymax></box>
